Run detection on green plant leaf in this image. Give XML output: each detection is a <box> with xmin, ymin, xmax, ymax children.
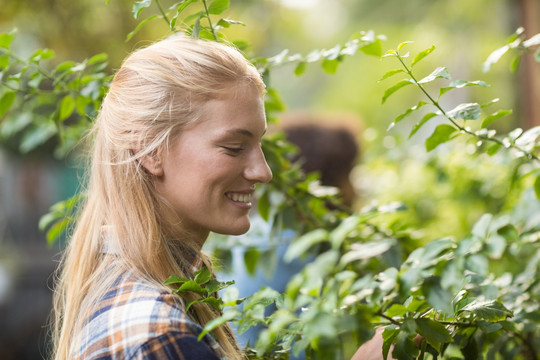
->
<box><xmin>381</xmin><ymin>79</ymin><xmax>414</xmax><ymax>104</ymax></box>
<box><xmin>378</xmin><ymin>69</ymin><xmax>405</xmax><ymax>82</ymax></box>
<box><xmin>205</xmin><ymin>279</ymin><xmax>234</xmax><ymax>294</ymax></box>
<box><xmin>483</xmin><ymin>44</ymin><xmax>510</xmax><ymax>72</ymax></box>
<box><xmin>194</xmin><ymin>266</ymin><xmax>212</xmax><ymax>284</ymax></box>
<box><xmin>388</xmin><ymin>101</ymin><xmax>427</xmax><ymax>131</ymax></box>
<box><xmin>422</xmin><ymin>276</ymin><xmax>454</xmax><ymax>314</ymax></box>
<box><xmin>447</xmin><ymin>103</ymin><xmax>481</xmax><ymax>120</ymax></box>
<box><xmin>59</xmin><ymin>95</ymin><xmax>75</xmax><ymax>121</ymax></box>
<box><xmin>535</xmin><ymin>174</ymin><xmax>540</xmax><ymax>199</ymax></box>
<box><xmin>191</xmin><ymin>13</ymin><xmax>202</xmax><ymax>39</ymax></box>
<box><xmin>243</xmin><ymin>246</ymin><xmax>260</xmax><ymax>276</ymax></box>
<box><xmin>481</xmin><ymin>109</ymin><xmax>512</xmax><ymax>128</ymax></box>
<box><xmin>0</xmin><ymin>91</ymin><xmax>16</xmax><ymax>117</ymax></box>
<box><xmin>127</xmin><ymin>15</ymin><xmax>159</xmax><ymax>40</ymax></box>
<box><xmin>163</xmin><ymin>274</ymin><xmax>190</xmax><ymax>285</ymax></box>
<box><xmin>409</xmin><ymin>112</ymin><xmax>438</xmax><ymax>138</ymax></box>
<box><xmin>294</xmin><ymin>61</ymin><xmax>307</xmax><ymax>76</ymax></box>
<box><xmin>19</xmin><ymin>121</ymin><xmax>57</xmax><ymax>153</ymax></box>
<box><xmin>425</xmin><ymin>124</ymin><xmax>456</xmax><ymax>152</ymax></box>
<box><xmin>208</xmin><ymin>0</ymin><xmax>229</xmax><ymax>15</ymax></box>
<box><xmin>321</xmin><ymin>58</ymin><xmax>339</xmax><ymax>74</ymax></box>
<box><xmin>459</xmin><ymin>299</ymin><xmax>513</xmax><ymax>321</ymax></box>
<box><xmin>199</xmin><ymin>308</ymin><xmax>240</xmax><ymax>340</ymax></box>
<box><xmin>132</xmin><ymin>0</ymin><xmax>152</xmax><ymax>19</ymax></box>
<box><xmin>174</xmin><ymin>280</ymin><xmax>206</xmax><ymax>296</ymax></box>
<box><xmin>397</xmin><ymin>41</ymin><xmax>413</xmax><ymax>52</ymax></box>
<box><xmin>0</xmin><ymin>31</ymin><xmax>15</xmax><ymax>50</ymax></box>
<box><xmin>417</xmin><ymin>66</ymin><xmax>451</xmax><ymax>84</ymax></box>
<box><xmin>439</xmin><ymin>80</ymin><xmax>490</xmax><ymax>98</ymax></box>
<box><xmin>415</xmin><ymin>318</ymin><xmax>453</xmax><ymax>351</ymax></box>
<box><xmin>411</xmin><ymin>45</ymin><xmax>435</xmax><ymax>67</ymax></box>
<box><xmin>284</xmin><ymin>229</ymin><xmax>329</xmax><ymax>263</ymax></box>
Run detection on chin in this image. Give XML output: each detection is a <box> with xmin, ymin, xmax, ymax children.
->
<box><xmin>215</xmin><ymin>222</ymin><xmax>251</xmax><ymax>236</ymax></box>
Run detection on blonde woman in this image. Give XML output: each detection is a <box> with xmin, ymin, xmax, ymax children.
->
<box><xmin>52</xmin><ymin>34</ymin><xmax>272</xmax><ymax>360</ymax></box>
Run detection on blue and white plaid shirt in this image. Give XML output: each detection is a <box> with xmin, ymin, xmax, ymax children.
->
<box><xmin>72</xmin><ymin>250</ymin><xmax>226</xmax><ymax>359</ymax></box>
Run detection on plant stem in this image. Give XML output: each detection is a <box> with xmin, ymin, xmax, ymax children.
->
<box><xmin>202</xmin><ymin>0</ymin><xmax>218</xmax><ymax>41</ymax></box>
<box><xmin>395</xmin><ymin>53</ymin><xmax>540</xmax><ymax>163</ymax></box>
<box><xmin>155</xmin><ymin>0</ymin><xmax>172</xmax><ymax>30</ymax></box>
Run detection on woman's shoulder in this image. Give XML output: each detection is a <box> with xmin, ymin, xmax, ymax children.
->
<box><xmin>91</xmin><ymin>270</ymin><xmax>198</xmax><ymax>332</ymax></box>
<box><xmin>77</xmin><ymin>270</ymin><xmax>217</xmax><ymax>359</ymax></box>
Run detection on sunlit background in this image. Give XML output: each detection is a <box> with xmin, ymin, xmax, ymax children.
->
<box><xmin>1</xmin><ymin>0</ymin><xmax>539</xmax><ymax>358</ymax></box>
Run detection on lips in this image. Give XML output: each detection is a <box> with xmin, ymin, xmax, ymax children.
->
<box><xmin>225</xmin><ymin>192</ymin><xmax>253</xmax><ymax>203</ymax></box>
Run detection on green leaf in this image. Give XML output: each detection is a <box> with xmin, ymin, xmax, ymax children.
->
<box><xmin>397</xmin><ymin>41</ymin><xmax>413</xmax><ymax>52</ymax></box>
<box><xmin>392</xmin><ymin>331</ymin><xmax>419</xmax><ymax>360</ymax></box>
<box><xmin>321</xmin><ymin>58</ymin><xmax>339</xmax><ymax>74</ymax></box>
<box><xmin>447</xmin><ymin>102</ymin><xmax>481</xmax><ymax>120</ymax></box>
<box><xmin>378</xmin><ymin>69</ymin><xmax>405</xmax><ymax>82</ymax></box>
<box><xmin>359</xmin><ymin>37</ymin><xmax>383</xmax><ymax>57</ymax></box>
<box><xmin>284</xmin><ymin>229</ymin><xmax>329</xmax><ymax>263</ymax></box>
<box><xmin>411</xmin><ymin>45</ymin><xmax>435</xmax><ymax>67</ymax></box>
<box><xmin>481</xmin><ymin>109</ymin><xmax>512</xmax><ymax>128</ymax></box>
<box><xmin>59</xmin><ymin>95</ymin><xmax>75</xmax><ymax>121</ymax></box>
<box><xmin>199</xmin><ymin>308</ymin><xmax>240</xmax><ymax>340</ymax></box>
<box><xmin>382</xmin><ymin>327</ymin><xmax>399</xmax><ymax>360</ymax></box>
<box><xmin>257</xmin><ymin>191</ymin><xmax>270</xmax><ymax>221</ymax></box>
<box><xmin>459</xmin><ymin>299</ymin><xmax>513</xmax><ymax>321</ymax></box>
<box><xmin>425</xmin><ymin>124</ymin><xmax>456</xmax><ymax>152</ymax></box>
<box><xmin>163</xmin><ymin>274</ymin><xmax>189</xmax><ymax>285</ymax></box>
<box><xmin>388</xmin><ymin>101</ymin><xmax>427</xmax><ymax>131</ymax></box>
<box><xmin>88</xmin><ymin>53</ymin><xmax>108</xmax><ymax>65</ymax></box>
<box><xmin>243</xmin><ymin>246</ymin><xmax>260</xmax><ymax>276</ymax></box>
<box><xmin>191</xmin><ymin>13</ymin><xmax>202</xmax><ymax>39</ymax></box>
<box><xmin>439</xmin><ymin>80</ymin><xmax>490</xmax><ymax>98</ymax></box>
<box><xmin>409</xmin><ymin>112</ymin><xmax>438</xmax><ymax>138</ymax></box>
<box><xmin>483</xmin><ymin>45</ymin><xmax>510</xmax><ymax>72</ymax></box>
<box><xmin>415</xmin><ymin>318</ymin><xmax>453</xmax><ymax>351</ymax></box>
<box><xmin>0</xmin><ymin>31</ymin><xmax>15</xmax><ymax>50</ymax></box>
<box><xmin>30</xmin><ymin>48</ymin><xmax>55</xmax><ymax>62</ymax></box>
<box><xmin>126</xmin><ymin>15</ymin><xmax>159</xmax><ymax>40</ymax></box>
<box><xmin>205</xmin><ymin>279</ymin><xmax>234</xmax><ymax>294</ymax></box>
<box><xmin>385</xmin><ymin>304</ymin><xmax>407</xmax><ymax>317</ymax></box>
<box><xmin>417</xmin><ymin>66</ymin><xmax>451</xmax><ymax>84</ymax></box>
<box><xmin>46</xmin><ymin>218</ymin><xmax>70</xmax><ymax>246</ymax></box>
<box><xmin>535</xmin><ymin>174</ymin><xmax>540</xmax><ymax>199</ymax></box>
<box><xmin>174</xmin><ymin>280</ymin><xmax>206</xmax><ymax>296</ymax></box>
<box><xmin>0</xmin><ymin>91</ymin><xmax>16</xmax><ymax>117</ymax></box>
<box><xmin>381</xmin><ymin>79</ymin><xmax>414</xmax><ymax>104</ymax></box>
<box><xmin>194</xmin><ymin>266</ymin><xmax>212</xmax><ymax>284</ymax></box>
<box><xmin>216</xmin><ymin>18</ymin><xmax>244</xmax><ymax>28</ymax></box>
<box><xmin>132</xmin><ymin>0</ymin><xmax>152</xmax><ymax>19</ymax></box>
<box><xmin>294</xmin><ymin>61</ymin><xmax>307</xmax><ymax>76</ymax></box>
<box><xmin>19</xmin><ymin>122</ymin><xmax>57</xmax><ymax>153</ymax></box>
<box><xmin>422</xmin><ymin>276</ymin><xmax>454</xmax><ymax>314</ymax></box>
<box><xmin>208</xmin><ymin>0</ymin><xmax>229</xmax><ymax>15</ymax></box>
<box><xmin>339</xmin><ymin>239</ymin><xmax>395</xmax><ymax>266</ymax></box>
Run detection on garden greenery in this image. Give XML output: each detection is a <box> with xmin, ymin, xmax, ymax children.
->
<box><xmin>1</xmin><ymin>1</ymin><xmax>539</xmax><ymax>359</ymax></box>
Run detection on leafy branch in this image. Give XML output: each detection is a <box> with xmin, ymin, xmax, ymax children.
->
<box><xmin>380</xmin><ymin>41</ymin><xmax>540</xmax><ymax>167</ymax></box>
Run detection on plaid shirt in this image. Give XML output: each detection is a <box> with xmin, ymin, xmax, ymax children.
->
<box><xmin>73</xmin><ymin>250</ymin><xmax>226</xmax><ymax>359</ymax></box>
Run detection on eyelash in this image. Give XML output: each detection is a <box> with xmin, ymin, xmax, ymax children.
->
<box><xmin>222</xmin><ymin>146</ymin><xmax>245</xmax><ymax>154</ymax></box>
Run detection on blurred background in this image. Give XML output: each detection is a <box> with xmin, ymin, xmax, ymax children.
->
<box><xmin>0</xmin><ymin>0</ymin><xmax>539</xmax><ymax>358</ymax></box>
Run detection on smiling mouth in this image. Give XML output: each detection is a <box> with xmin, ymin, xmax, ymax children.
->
<box><xmin>226</xmin><ymin>192</ymin><xmax>252</xmax><ymax>203</ymax></box>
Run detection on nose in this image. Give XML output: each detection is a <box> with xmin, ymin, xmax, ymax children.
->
<box><xmin>244</xmin><ymin>147</ymin><xmax>273</xmax><ymax>184</ymax></box>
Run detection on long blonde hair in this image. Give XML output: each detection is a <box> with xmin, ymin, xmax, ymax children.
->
<box><xmin>52</xmin><ymin>35</ymin><xmax>265</xmax><ymax>360</ymax></box>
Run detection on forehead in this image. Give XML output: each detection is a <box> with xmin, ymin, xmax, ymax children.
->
<box><xmin>192</xmin><ymin>83</ymin><xmax>267</xmax><ymax>135</ymax></box>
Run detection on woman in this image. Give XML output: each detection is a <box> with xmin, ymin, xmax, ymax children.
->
<box><xmin>52</xmin><ymin>34</ymin><xmax>272</xmax><ymax>360</ymax></box>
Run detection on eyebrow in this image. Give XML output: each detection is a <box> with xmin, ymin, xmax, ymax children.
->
<box><xmin>224</xmin><ymin>128</ymin><xmax>267</xmax><ymax>138</ymax></box>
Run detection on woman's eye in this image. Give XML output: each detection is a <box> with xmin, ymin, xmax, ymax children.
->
<box><xmin>222</xmin><ymin>146</ymin><xmax>244</xmax><ymax>154</ymax></box>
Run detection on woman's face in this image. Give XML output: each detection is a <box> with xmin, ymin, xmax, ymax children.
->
<box><xmin>155</xmin><ymin>83</ymin><xmax>272</xmax><ymax>240</ymax></box>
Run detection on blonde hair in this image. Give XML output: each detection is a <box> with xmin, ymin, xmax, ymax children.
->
<box><xmin>51</xmin><ymin>35</ymin><xmax>265</xmax><ymax>360</ymax></box>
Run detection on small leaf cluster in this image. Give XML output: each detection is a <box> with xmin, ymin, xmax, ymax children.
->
<box><xmin>380</xmin><ymin>41</ymin><xmax>540</xmax><ymax>199</ymax></box>
<box><xmin>0</xmin><ymin>30</ymin><xmax>110</xmax><ymax>156</ymax></box>
<box><xmin>164</xmin><ymin>266</ymin><xmax>236</xmax><ymax>313</ymax></box>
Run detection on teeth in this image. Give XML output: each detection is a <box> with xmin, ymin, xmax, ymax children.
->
<box><xmin>227</xmin><ymin>193</ymin><xmax>252</xmax><ymax>203</ymax></box>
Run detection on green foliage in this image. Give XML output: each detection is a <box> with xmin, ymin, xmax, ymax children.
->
<box><xmin>2</xmin><ymin>2</ymin><xmax>540</xmax><ymax>360</ymax></box>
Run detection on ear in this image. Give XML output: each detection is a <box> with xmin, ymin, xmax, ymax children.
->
<box><xmin>139</xmin><ymin>151</ymin><xmax>164</xmax><ymax>177</ymax></box>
